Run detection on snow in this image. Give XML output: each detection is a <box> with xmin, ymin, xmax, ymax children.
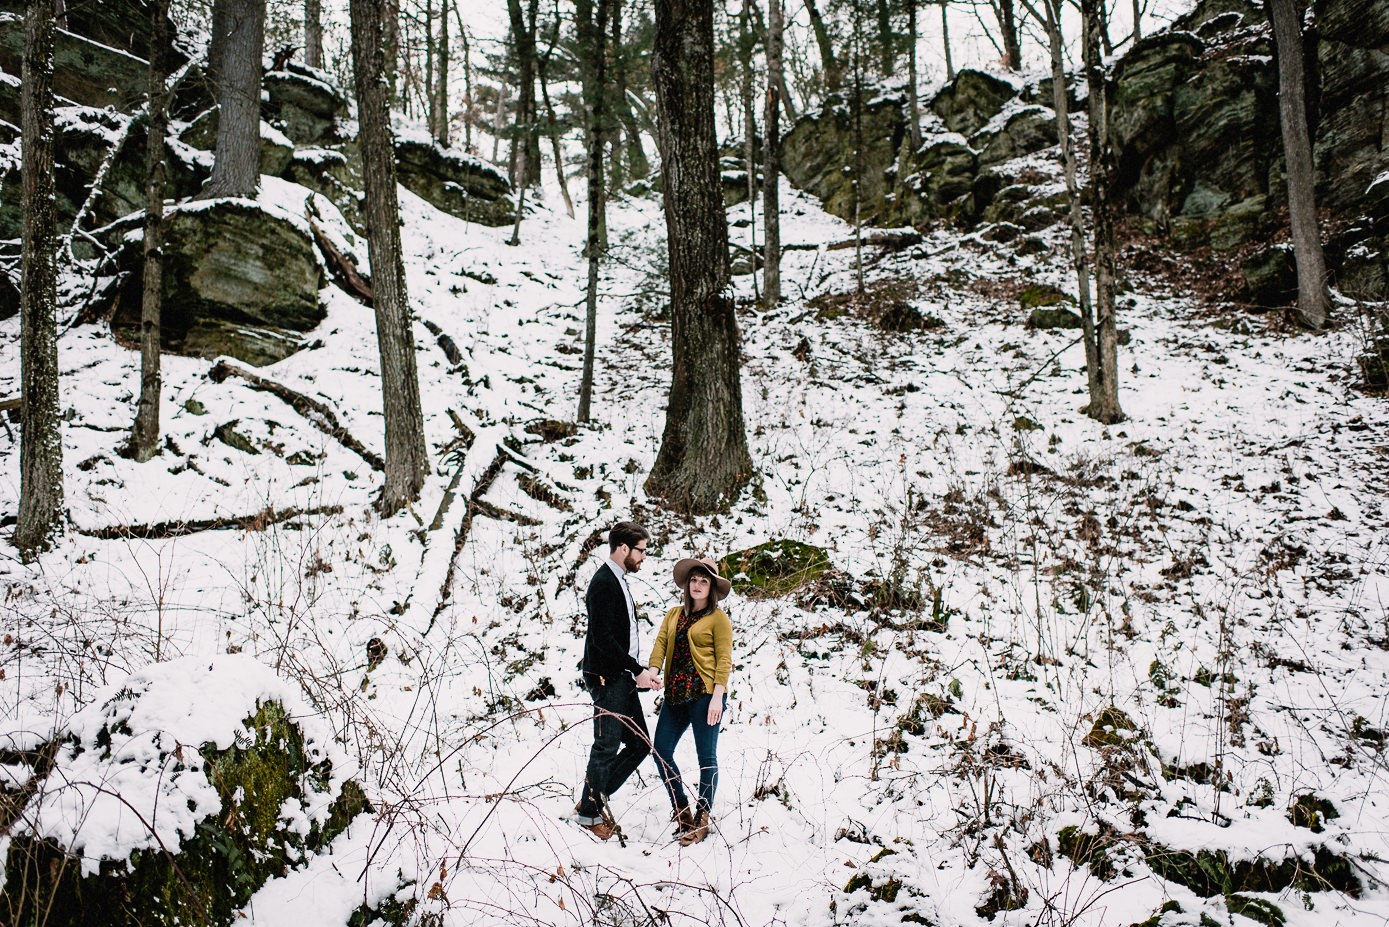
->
<box><xmin>2</xmin><ymin>128</ymin><xmax>1388</xmax><ymax>927</ymax></box>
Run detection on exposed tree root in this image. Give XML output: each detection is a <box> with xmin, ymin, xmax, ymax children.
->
<box><xmin>208</xmin><ymin>361</ymin><xmax>385</xmax><ymax>471</ymax></box>
<box><xmin>306</xmin><ymin>202</ymin><xmax>373</xmax><ymax>305</ymax></box>
<box><xmin>79</xmin><ymin>504</ymin><xmax>343</xmax><ymax>540</ymax></box>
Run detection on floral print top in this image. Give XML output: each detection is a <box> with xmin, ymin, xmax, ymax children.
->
<box><xmin>664</xmin><ymin>609</ymin><xmax>707</xmax><ymax>705</ymax></box>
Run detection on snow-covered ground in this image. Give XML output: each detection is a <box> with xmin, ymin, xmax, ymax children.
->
<box><xmin>2</xmin><ymin>159</ymin><xmax>1387</xmax><ymax>927</ymax></box>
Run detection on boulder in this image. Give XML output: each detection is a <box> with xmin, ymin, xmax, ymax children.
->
<box><xmin>894</xmin><ymin>137</ymin><xmax>978</xmax><ymax>224</ymax></box>
<box><xmin>781</xmin><ymin>94</ymin><xmax>907</xmax><ymax>226</ymax></box>
<box><xmin>283</xmin><ymin>147</ymin><xmax>363</xmax><ymax>232</ymax></box>
<box><xmin>264</xmin><ymin>65</ymin><xmax>350</xmax><ymax>147</ymax></box>
<box><xmin>0</xmin><ymin>0</ymin><xmax>166</xmax><ymax>58</ymax></box>
<box><xmin>109</xmin><ymin>201</ymin><xmax>325</xmax><ymax>366</ymax></box>
<box><xmin>1</xmin><ymin>656</ymin><xmax>368</xmax><ymax>927</ymax></box>
<box><xmin>178</xmin><ymin>115</ymin><xmax>296</xmax><ymax>179</ymax></box>
<box><xmin>973</xmin><ymin>106</ymin><xmax>1058</xmax><ymax>168</ymax></box>
<box><xmin>718</xmin><ymin>539</ymin><xmax>831</xmax><ymax>599</ymax></box>
<box><xmin>0</xmin><ymin>15</ymin><xmax>147</xmax><ymax>113</ymax></box>
<box><xmin>930</xmin><ymin>69</ymin><xmax>1018</xmax><ymax>137</ymax></box>
<box><xmin>393</xmin><ymin>137</ymin><xmax>515</xmax><ymax>226</ymax></box>
<box><xmin>1240</xmin><ymin>243</ymin><xmax>1296</xmax><ymax>307</ymax></box>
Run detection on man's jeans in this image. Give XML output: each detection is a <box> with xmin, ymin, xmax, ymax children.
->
<box><xmin>652</xmin><ymin>692</ymin><xmax>725</xmax><ymax>814</ymax></box>
<box><xmin>576</xmin><ymin>673</ymin><xmax>651</xmax><ymax>821</ymax></box>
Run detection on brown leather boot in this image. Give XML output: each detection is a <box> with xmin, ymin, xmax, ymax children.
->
<box><xmin>678</xmin><ymin>810</ymin><xmax>710</xmax><ymax>846</ymax></box>
<box><xmin>672</xmin><ymin>805</ymin><xmax>697</xmax><ymax>837</ymax></box>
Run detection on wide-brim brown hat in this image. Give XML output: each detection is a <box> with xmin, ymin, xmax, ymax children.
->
<box><xmin>673</xmin><ymin>557</ymin><xmax>732</xmax><ymax>601</ymax></box>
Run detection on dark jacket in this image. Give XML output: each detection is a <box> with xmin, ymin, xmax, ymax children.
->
<box><xmin>581</xmin><ymin>561</ymin><xmax>644</xmax><ymax>681</ymax></box>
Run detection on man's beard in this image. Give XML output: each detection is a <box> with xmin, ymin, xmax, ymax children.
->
<box><xmin>624</xmin><ymin>551</ymin><xmax>642</xmax><ymax>572</ymax></box>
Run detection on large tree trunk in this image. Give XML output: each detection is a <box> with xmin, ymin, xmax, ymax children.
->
<box><xmin>350</xmin><ymin>0</ymin><xmax>428</xmax><ymax>514</ymax></box>
<box><xmin>648</xmin><ymin>0</ymin><xmax>753</xmax><ymax>513</ymax></box>
<box><xmin>1268</xmin><ymin>0</ymin><xmax>1330</xmax><ymax>328</ymax></box>
<box><xmin>803</xmin><ymin>0</ymin><xmax>844</xmax><ymax>93</ymax></box>
<box><xmin>763</xmin><ymin>0</ymin><xmax>783</xmax><ymax>308</ymax></box>
<box><xmin>907</xmin><ymin>0</ymin><xmax>922</xmax><ymax>148</ymax></box>
<box><xmin>576</xmin><ymin>0</ymin><xmax>611</xmax><ymax>423</ymax></box>
<box><xmin>128</xmin><ymin>0</ymin><xmax>174</xmax><ymax>463</ymax></box>
<box><xmin>304</xmin><ymin>0</ymin><xmax>323</xmax><ymax>68</ymax></box>
<box><xmin>200</xmin><ymin>0</ymin><xmax>265</xmax><ymax>199</ymax></box>
<box><xmin>506</xmin><ymin>0</ymin><xmax>541</xmax><ymax>188</ymax></box>
<box><xmin>1081</xmin><ymin>0</ymin><xmax>1124</xmax><ymax>422</ymax></box>
<box><xmin>876</xmin><ymin>0</ymin><xmax>896</xmax><ymax>76</ymax></box>
<box><xmin>16</xmin><ymin>0</ymin><xmax>63</xmax><ymax>556</ymax></box>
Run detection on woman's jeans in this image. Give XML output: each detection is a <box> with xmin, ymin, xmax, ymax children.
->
<box><xmin>652</xmin><ymin>692</ymin><xmax>725</xmax><ymax>814</ymax></box>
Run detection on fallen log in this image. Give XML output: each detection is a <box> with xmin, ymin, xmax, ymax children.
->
<box><xmin>306</xmin><ymin>201</ymin><xmax>373</xmax><ymax>305</ymax></box>
<box><xmin>79</xmin><ymin>504</ymin><xmax>343</xmax><ymax>540</ymax></box>
<box><xmin>434</xmin><ymin>447</ymin><xmax>510</xmax><ymax>619</ymax></box>
<box><xmin>208</xmin><ymin>360</ymin><xmax>385</xmax><ymax>472</ymax></box>
<box><xmin>825</xmin><ymin>230</ymin><xmax>922</xmax><ymax>251</ymax></box>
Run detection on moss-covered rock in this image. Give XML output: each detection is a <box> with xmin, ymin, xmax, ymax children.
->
<box><xmin>1027</xmin><ymin>308</ymin><xmax>1083</xmax><ymax>330</ymax></box>
<box><xmin>108</xmin><ymin>200</ymin><xmax>325</xmax><ymax>366</ymax></box>
<box><xmin>719</xmin><ymin>539</ymin><xmax>831</xmax><ymax>599</ymax></box>
<box><xmin>1144</xmin><ymin>843</ymin><xmax>1361</xmax><ymax>898</ymax></box>
<box><xmin>264</xmin><ymin>65</ymin><xmax>349</xmax><ymax>147</ymax></box>
<box><xmin>1287</xmin><ymin>794</ymin><xmax>1339</xmax><ymax>833</ymax></box>
<box><xmin>1083</xmin><ymin>706</ymin><xmax>1142</xmax><ymax>748</ymax></box>
<box><xmin>2</xmin><ymin>658</ymin><xmax>369</xmax><ymax>927</ymax></box>
<box><xmin>394</xmin><ymin>137</ymin><xmax>515</xmax><ymax>226</ymax></box>
<box><xmin>930</xmin><ymin>69</ymin><xmax>1018</xmax><ymax>137</ymax></box>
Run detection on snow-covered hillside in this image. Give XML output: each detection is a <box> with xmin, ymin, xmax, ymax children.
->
<box><xmin>2</xmin><ymin>161</ymin><xmax>1387</xmax><ymax>927</ymax></box>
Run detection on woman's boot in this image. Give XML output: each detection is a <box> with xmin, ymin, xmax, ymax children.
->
<box><xmin>679</xmin><ymin>810</ymin><xmax>710</xmax><ymax>846</ymax></box>
<box><xmin>672</xmin><ymin>804</ymin><xmax>697</xmax><ymax>837</ymax></box>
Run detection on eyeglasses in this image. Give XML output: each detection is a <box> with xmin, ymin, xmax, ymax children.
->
<box><xmin>631</xmin><ymin>546</ymin><xmax>649</xmax><ymax>555</ymax></box>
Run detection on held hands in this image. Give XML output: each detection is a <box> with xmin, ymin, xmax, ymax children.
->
<box><xmin>635</xmin><ymin>667</ymin><xmax>662</xmax><ymax>690</ymax></box>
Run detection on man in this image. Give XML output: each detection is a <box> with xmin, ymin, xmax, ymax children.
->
<box><xmin>574</xmin><ymin>520</ymin><xmax>660</xmax><ymax>840</ymax></box>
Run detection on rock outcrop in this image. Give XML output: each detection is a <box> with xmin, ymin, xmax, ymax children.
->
<box><xmin>108</xmin><ymin>201</ymin><xmax>326</xmax><ymax>366</ymax></box>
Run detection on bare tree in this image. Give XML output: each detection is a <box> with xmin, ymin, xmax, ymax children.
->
<box><xmin>763</xmin><ymin>0</ymin><xmax>783</xmax><ymax>308</ymax></box>
<box><xmin>940</xmin><ymin>0</ymin><xmax>954</xmax><ymax>80</ymax></box>
<box><xmin>1268</xmin><ymin>0</ymin><xmax>1329</xmax><ymax>328</ymax></box>
<box><xmin>506</xmin><ymin>0</ymin><xmax>542</xmax><ymax>188</ymax></box>
<box><xmin>201</xmin><ymin>0</ymin><xmax>266</xmax><ymax>199</ymax></box>
<box><xmin>576</xmin><ymin>0</ymin><xmax>612</xmax><ymax>423</ymax></box>
<box><xmin>803</xmin><ymin>0</ymin><xmax>844</xmax><ymax>93</ymax></box>
<box><xmin>15</xmin><ymin>0</ymin><xmax>63</xmax><ymax>556</ymax></box>
<box><xmin>350</xmin><ymin>0</ymin><xmax>429</xmax><ymax>513</ymax></box>
<box><xmin>740</xmin><ymin>0</ymin><xmax>759</xmax><ymax>300</ymax></box>
<box><xmin>907</xmin><ymin>0</ymin><xmax>922</xmax><ymax>148</ymax></box>
<box><xmin>305</xmin><ymin>0</ymin><xmax>323</xmax><ymax>68</ymax></box>
<box><xmin>608</xmin><ymin>0</ymin><xmax>651</xmax><ymax>185</ymax></box>
<box><xmin>988</xmin><ymin>0</ymin><xmax>1022</xmax><ymax>69</ymax></box>
<box><xmin>537</xmin><ymin>21</ymin><xmax>575</xmax><ymax>217</ymax></box>
<box><xmin>128</xmin><ymin>0</ymin><xmax>175</xmax><ymax>463</ymax></box>
<box><xmin>648</xmin><ymin>0</ymin><xmax>753</xmax><ymax>513</ymax></box>
<box><xmin>435</xmin><ymin>0</ymin><xmax>450</xmax><ymax>145</ymax></box>
<box><xmin>1080</xmin><ymin>0</ymin><xmax>1123</xmax><ymax>421</ymax></box>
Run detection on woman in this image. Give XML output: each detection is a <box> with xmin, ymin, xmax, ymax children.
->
<box><xmin>646</xmin><ymin>557</ymin><xmax>733</xmax><ymax>846</ymax></box>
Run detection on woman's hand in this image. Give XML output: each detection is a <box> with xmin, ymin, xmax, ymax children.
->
<box><xmin>707</xmin><ymin>685</ymin><xmax>726</xmax><ymax>726</ymax></box>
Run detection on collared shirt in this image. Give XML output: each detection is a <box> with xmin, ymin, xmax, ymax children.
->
<box><xmin>608</xmin><ymin>558</ymin><xmax>640</xmax><ymax>668</ymax></box>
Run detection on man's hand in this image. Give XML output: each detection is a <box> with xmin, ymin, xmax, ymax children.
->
<box><xmin>635</xmin><ymin>667</ymin><xmax>660</xmax><ymax>690</ymax></box>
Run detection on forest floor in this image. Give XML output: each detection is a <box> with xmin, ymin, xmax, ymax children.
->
<box><xmin>1</xmin><ymin>164</ymin><xmax>1387</xmax><ymax>927</ymax></box>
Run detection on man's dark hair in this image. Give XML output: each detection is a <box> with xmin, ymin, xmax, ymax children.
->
<box><xmin>608</xmin><ymin>520</ymin><xmax>650</xmax><ymax>552</ymax></box>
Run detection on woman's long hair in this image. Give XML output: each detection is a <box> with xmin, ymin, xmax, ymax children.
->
<box><xmin>681</xmin><ymin>566</ymin><xmax>719</xmax><ymax>619</ymax></box>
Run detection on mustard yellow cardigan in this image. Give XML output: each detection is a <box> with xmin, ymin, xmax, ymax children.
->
<box><xmin>647</xmin><ymin>605</ymin><xmax>733</xmax><ymax>692</ymax></box>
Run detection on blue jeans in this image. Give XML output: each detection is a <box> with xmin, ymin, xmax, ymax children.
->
<box><xmin>652</xmin><ymin>692</ymin><xmax>725</xmax><ymax>814</ymax></box>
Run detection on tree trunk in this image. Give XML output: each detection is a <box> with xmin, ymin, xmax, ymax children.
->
<box><xmin>1081</xmin><ymin>0</ymin><xmax>1124</xmax><ymax>422</ymax></box>
<box><xmin>424</xmin><ymin>0</ymin><xmax>435</xmax><ymax>136</ymax></box>
<box><xmin>1132</xmin><ymin>0</ymin><xmax>1142</xmax><ymax>41</ymax></box>
<box><xmin>763</xmin><ymin>0</ymin><xmax>783</xmax><ymax>308</ymax></box>
<box><xmin>995</xmin><ymin>0</ymin><xmax>1021</xmax><ymax>69</ymax></box>
<box><xmin>16</xmin><ymin>0</ymin><xmax>63</xmax><ymax>556</ymax></box>
<box><xmin>608</xmin><ymin>0</ymin><xmax>650</xmax><ymax>186</ymax></box>
<box><xmin>876</xmin><ymin>0</ymin><xmax>895</xmax><ymax>76</ymax></box>
<box><xmin>741</xmin><ymin>0</ymin><xmax>758</xmax><ymax>300</ymax></box>
<box><xmin>538</xmin><ymin>43</ymin><xmax>575</xmax><ymax>218</ymax></box>
<box><xmin>1040</xmin><ymin>0</ymin><xmax>1099</xmax><ymax>412</ymax></box>
<box><xmin>852</xmin><ymin>2</ymin><xmax>865</xmax><ymax>294</ymax></box>
<box><xmin>1268</xmin><ymin>0</ymin><xmax>1330</xmax><ymax>328</ymax></box>
<box><xmin>576</xmin><ymin>0</ymin><xmax>611</xmax><ymax>423</ymax></box>
<box><xmin>803</xmin><ymin>0</ymin><xmax>844</xmax><ymax>93</ymax></box>
<box><xmin>648</xmin><ymin>0</ymin><xmax>753</xmax><ymax>514</ymax></box>
<box><xmin>458</xmin><ymin>8</ymin><xmax>473</xmax><ymax>151</ymax></box>
<box><xmin>304</xmin><ymin>0</ymin><xmax>323</xmax><ymax>68</ymax></box>
<box><xmin>941</xmin><ymin>0</ymin><xmax>954</xmax><ymax>80</ymax></box>
<box><xmin>506</xmin><ymin>0</ymin><xmax>541</xmax><ymax>188</ymax></box>
<box><xmin>436</xmin><ymin>0</ymin><xmax>450</xmax><ymax>146</ymax></box>
<box><xmin>350</xmin><ymin>0</ymin><xmax>428</xmax><ymax>514</ymax></box>
<box><xmin>128</xmin><ymin>0</ymin><xmax>173</xmax><ymax>463</ymax></box>
<box><xmin>201</xmin><ymin>0</ymin><xmax>265</xmax><ymax>199</ymax></box>
<box><xmin>907</xmin><ymin>0</ymin><xmax>922</xmax><ymax>148</ymax></box>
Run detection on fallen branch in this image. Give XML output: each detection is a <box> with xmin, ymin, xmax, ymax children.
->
<box><xmin>78</xmin><ymin>504</ymin><xmax>343</xmax><ymax>540</ymax></box>
<box><xmin>208</xmin><ymin>360</ymin><xmax>385</xmax><ymax>472</ymax></box>
<box><xmin>306</xmin><ymin>201</ymin><xmax>373</xmax><ymax>305</ymax></box>
<box><xmin>434</xmin><ymin>447</ymin><xmax>510</xmax><ymax>619</ymax></box>
<box><xmin>422</xmin><ymin>319</ymin><xmax>464</xmax><ymax>366</ymax></box>
<box><xmin>826</xmin><ymin>230</ymin><xmax>922</xmax><ymax>251</ymax></box>
<box><xmin>470</xmin><ymin>498</ymin><xmax>541</xmax><ymax>526</ymax></box>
